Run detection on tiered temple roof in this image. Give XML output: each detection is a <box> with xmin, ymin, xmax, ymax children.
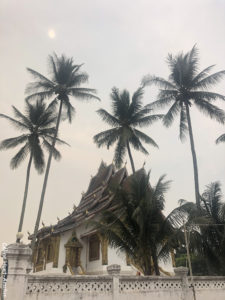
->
<box><xmin>30</xmin><ymin>162</ymin><xmax>128</xmax><ymax>240</ymax></box>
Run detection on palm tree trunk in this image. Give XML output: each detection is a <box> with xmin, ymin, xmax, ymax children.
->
<box><xmin>31</xmin><ymin>100</ymin><xmax>63</xmax><ymax>251</ymax></box>
<box><xmin>126</xmin><ymin>141</ymin><xmax>135</xmax><ymax>174</ymax></box>
<box><xmin>16</xmin><ymin>154</ymin><xmax>33</xmax><ymax>243</ymax></box>
<box><xmin>185</xmin><ymin>103</ymin><xmax>200</xmax><ymax>207</ymax></box>
<box><xmin>152</xmin><ymin>250</ymin><xmax>160</xmax><ymax>275</ymax></box>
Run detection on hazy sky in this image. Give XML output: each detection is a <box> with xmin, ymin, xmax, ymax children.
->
<box><xmin>1</xmin><ymin>0</ymin><xmax>225</xmax><ymax>255</ymax></box>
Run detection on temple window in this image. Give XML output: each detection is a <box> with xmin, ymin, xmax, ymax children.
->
<box><xmin>89</xmin><ymin>234</ymin><xmax>100</xmax><ymax>261</ymax></box>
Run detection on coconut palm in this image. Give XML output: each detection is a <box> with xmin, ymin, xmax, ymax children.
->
<box><xmin>171</xmin><ymin>181</ymin><xmax>225</xmax><ymax>275</ymax></box>
<box><xmin>93</xmin><ymin>87</ymin><xmax>162</xmax><ymax>173</ymax></box>
<box><xmin>0</xmin><ymin>101</ymin><xmax>66</xmax><ymax>242</ymax></box>
<box><xmin>25</xmin><ymin>53</ymin><xmax>99</xmax><ymax>250</ymax></box>
<box><xmin>93</xmin><ymin>170</ymin><xmax>177</xmax><ymax>275</ymax></box>
<box><xmin>142</xmin><ymin>46</ymin><xmax>225</xmax><ymax>206</ymax></box>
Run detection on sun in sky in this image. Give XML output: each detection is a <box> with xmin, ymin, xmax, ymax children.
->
<box><xmin>48</xmin><ymin>29</ymin><xmax>56</xmax><ymax>39</ymax></box>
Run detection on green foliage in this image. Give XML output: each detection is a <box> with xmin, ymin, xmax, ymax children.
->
<box><xmin>175</xmin><ymin>247</ymin><xmax>209</xmax><ymax>276</ymax></box>
<box><xmin>25</xmin><ymin>53</ymin><xmax>99</xmax><ymax>123</ymax></box>
<box><xmin>142</xmin><ymin>45</ymin><xmax>225</xmax><ymax>140</ymax></box>
<box><xmin>92</xmin><ymin>171</ymin><xmax>177</xmax><ymax>275</ymax></box>
<box><xmin>0</xmin><ymin>101</ymin><xmax>66</xmax><ymax>172</ymax></box>
<box><xmin>93</xmin><ymin>87</ymin><xmax>162</xmax><ymax>170</ymax></box>
<box><xmin>171</xmin><ymin>182</ymin><xmax>225</xmax><ymax>275</ymax></box>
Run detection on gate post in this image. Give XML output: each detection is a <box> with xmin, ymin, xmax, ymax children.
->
<box><xmin>1</xmin><ymin>243</ymin><xmax>32</xmax><ymax>300</ymax></box>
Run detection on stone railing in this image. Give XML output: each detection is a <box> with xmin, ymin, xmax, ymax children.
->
<box><xmin>2</xmin><ymin>244</ymin><xmax>225</xmax><ymax>300</ymax></box>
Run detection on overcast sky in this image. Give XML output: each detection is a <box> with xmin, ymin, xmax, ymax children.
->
<box><xmin>0</xmin><ymin>0</ymin><xmax>225</xmax><ymax>255</ymax></box>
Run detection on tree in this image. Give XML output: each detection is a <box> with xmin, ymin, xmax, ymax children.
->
<box><xmin>93</xmin><ymin>170</ymin><xmax>176</xmax><ymax>275</ymax></box>
<box><xmin>26</xmin><ymin>54</ymin><xmax>99</xmax><ymax>250</ymax></box>
<box><xmin>93</xmin><ymin>87</ymin><xmax>162</xmax><ymax>173</ymax></box>
<box><xmin>142</xmin><ymin>46</ymin><xmax>225</xmax><ymax>206</ymax></box>
<box><xmin>172</xmin><ymin>182</ymin><xmax>225</xmax><ymax>275</ymax></box>
<box><xmin>0</xmin><ymin>101</ymin><xmax>66</xmax><ymax>242</ymax></box>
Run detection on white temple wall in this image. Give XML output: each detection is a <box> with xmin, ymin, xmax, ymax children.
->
<box><xmin>58</xmin><ymin>230</ymin><xmax>71</xmax><ymax>270</ymax></box>
<box><xmin>54</xmin><ymin>223</ymin><xmax>135</xmax><ymax>275</ymax></box>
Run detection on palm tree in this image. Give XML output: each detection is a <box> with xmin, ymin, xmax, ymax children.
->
<box><xmin>171</xmin><ymin>182</ymin><xmax>225</xmax><ymax>275</ymax></box>
<box><xmin>216</xmin><ymin>132</ymin><xmax>225</xmax><ymax>144</ymax></box>
<box><xmin>142</xmin><ymin>46</ymin><xmax>225</xmax><ymax>206</ymax></box>
<box><xmin>25</xmin><ymin>53</ymin><xmax>99</xmax><ymax>250</ymax></box>
<box><xmin>93</xmin><ymin>170</ymin><xmax>176</xmax><ymax>275</ymax></box>
<box><xmin>93</xmin><ymin>87</ymin><xmax>162</xmax><ymax>173</ymax></box>
<box><xmin>0</xmin><ymin>101</ymin><xmax>66</xmax><ymax>242</ymax></box>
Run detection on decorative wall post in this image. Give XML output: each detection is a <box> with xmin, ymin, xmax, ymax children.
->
<box><xmin>107</xmin><ymin>264</ymin><xmax>121</xmax><ymax>300</ymax></box>
<box><xmin>174</xmin><ymin>266</ymin><xmax>191</xmax><ymax>300</ymax></box>
<box><xmin>2</xmin><ymin>243</ymin><xmax>32</xmax><ymax>300</ymax></box>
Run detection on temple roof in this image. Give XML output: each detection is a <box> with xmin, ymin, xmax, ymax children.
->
<box><xmin>30</xmin><ymin>162</ymin><xmax>128</xmax><ymax>240</ymax></box>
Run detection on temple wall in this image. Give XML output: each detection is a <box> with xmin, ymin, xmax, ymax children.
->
<box><xmin>53</xmin><ymin>223</ymin><xmax>135</xmax><ymax>275</ymax></box>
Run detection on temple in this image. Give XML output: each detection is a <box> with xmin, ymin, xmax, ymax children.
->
<box><xmin>30</xmin><ymin>162</ymin><xmax>172</xmax><ymax>275</ymax></box>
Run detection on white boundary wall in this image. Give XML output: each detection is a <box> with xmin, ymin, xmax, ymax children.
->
<box><xmin>2</xmin><ymin>243</ymin><xmax>225</xmax><ymax>300</ymax></box>
<box><xmin>24</xmin><ymin>274</ymin><xmax>225</xmax><ymax>300</ymax></box>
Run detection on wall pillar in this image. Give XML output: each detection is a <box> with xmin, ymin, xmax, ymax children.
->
<box><xmin>107</xmin><ymin>264</ymin><xmax>121</xmax><ymax>300</ymax></box>
<box><xmin>2</xmin><ymin>243</ymin><xmax>32</xmax><ymax>300</ymax></box>
<box><xmin>174</xmin><ymin>266</ymin><xmax>192</xmax><ymax>300</ymax></box>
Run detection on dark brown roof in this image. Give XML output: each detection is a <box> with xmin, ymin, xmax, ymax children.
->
<box><xmin>30</xmin><ymin>162</ymin><xmax>128</xmax><ymax>240</ymax></box>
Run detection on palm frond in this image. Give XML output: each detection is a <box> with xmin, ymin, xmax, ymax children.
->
<box><xmin>153</xmin><ymin>174</ymin><xmax>171</xmax><ymax>202</ymax></box>
<box><xmin>215</xmin><ymin>133</ymin><xmax>225</xmax><ymax>144</ymax></box>
<box><xmin>26</xmin><ymin>68</ymin><xmax>54</xmax><ymax>85</ymax></box>
<box><xmin>93</xmin><ymin>128</ymin><xmax>120</xmax><ymax>148</ymax></box>
<box><xmin>44</xmin><ymin>134</ymin><xmax>69</xmax><ymax>146</ymax></box>
<box><xmin>142</xmin><ymin>75</ymin><xmax>176</xmax><ymax>89</ymax></box>
<box><xmin>129</xmin><ymin>134</ymin><xmax>149</xmax><ymax>155</ymax></box>
<box><xmin>25</xmin><ymin>81</ymin><xmax>54</xmax><ymax>95</ymax></box>
<box><xmin>68</xmin><ymin>88</ymin><xmax>100</xmax><ymax>101</ymax></box>
<box><xmin>114</xmin><ymin>137</ymin><xmax>126</xmax><ymax>168</ymax></box>
<box><xmin>194</xmin><ymin>99</ymin><xmax>225</xmax><ymax>124</ymax></box>
<box><xmin>0</xmin><ymin>135</ymin><xmax>28</xmax><ymax>150</ymax></box>
<box><xmin>133</xmin><ymin>129</ymin><xmax>158</xmax><ymax>148</ymax></box>
<box><xmin>10</xmin><ymin>143</ymin><xmax>30</xmax><ymax>169</ymax></box>
<box><xmin>25</xmin><ymin>91</ymin><xmax>55</xmax><ymax>102</ymax></box>
<box><xmin>129</xmin><ymin>87</ymin><xmax>144</xmax><ymax>115</ymax></box>
<box><xmin>147</xmin><ymin>96</ymin><xmax>175</xmax><ymax>110</ymax></box>
<box><xmin>193</xmin><ymin>70</ymin><xmax>225</xmax><ymax>89</ymax></box>
<box><xmin>132</xmin><ymin>114</ymin><xmax>163</xmax><ymax>127</ymax></box>
<box><xmin>42</xmin><ymin>138</ymin><xmax>61</xmax><ymax>161</ymax></box>
<box><xmin>163</xmin><ymin>101</ymin><xmax>180</xmax><ymax>127</ymax></box>
<box><xmin>96</xmin><ymin>109</ymin><xmax>120</xmax><ymax>127</ymax></box>
<box><xmin>12</xmin><ymin>106</ymin><xmax>32</xmax><ymax>128</ymax></box>
<box><xmin>62</xmin><ymin>99</ymin><xmax>75</xmax><ymax>123</ymax></box>
<box><xmin>179</xmin><ymin>104</ymin><xmax>188</xmax><ymax>141</ymax></box>
<box><xmin>190</xmin><ymin>91</ymin><xmax>225</xmax><ymax>102</ymax></box>
<box><xmin>32</xmin><ymin>142</ymin><xmax>45</xmax><ymax>174</ymax></box>
<box><xmin>0</xmin><ymin>114</ymin><xmax>29</xmax><ymax>131</ymax></box>
<box><xmin>191</xmin><ymin>65</ymin><xmax>215</xmax><ymax>86</ymax></box>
